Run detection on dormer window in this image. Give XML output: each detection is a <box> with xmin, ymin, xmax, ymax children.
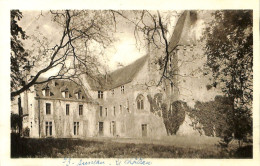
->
<box><xmin>75</xmin><ymin>89</ymin><xmax>83</xmax><ymax>99</ymax></box>
<box><xmin>98</xmin><ymin>91</ymin><xmax>103</xmax><ymax>99</ymax></box>
<box><xmin>61</xmin><ymin>87</ymin><xmax>71</xmax><ymax>98</ymax></box>
<box><xmin>42</xmin><ymin>86</ymin><xmax>51</xmax><ymax>97</ymax></box>
<box><xmin>65</xmin><ymin>88</ymin><xmax>69</xmax><ymax>98</ymax></box>
<box><xmin>121</xmin><ymin>86</ymin><xmax>124</xmax><ymax>94</ymax></box>
<box><xmin>45</xmin><ymin>87</ymin><xmax>50</xmax><ymax>96</ymax></box>
<box><xmin>77</xmin><ymin>91</ymin><xmax>82</xmax><ymax>99</ymax></box>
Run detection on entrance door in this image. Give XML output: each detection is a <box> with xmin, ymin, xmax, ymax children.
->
<box><xmin>111</xmin><ymin>121</ymin><xmax>116</xmax><ymax>136</ymax></box>
<box><xmin>99</xmin><ymin>122</ymin><xmax>104</xmax><ymax>136</ymax></box>
<box><xmin>141</xmin><ymin>124</ymin><xmax>147</xmax><ymax>137</ymax></box>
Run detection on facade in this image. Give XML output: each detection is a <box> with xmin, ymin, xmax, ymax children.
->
<box><xmin>21</xmin><ymin>80</ymin><xmax>98</xmax><ymax>138</ymax></box>
<box><xmin>19</xmin><ymin>11</ymin><xmax>220</xmax><ymax>139</ymax></box>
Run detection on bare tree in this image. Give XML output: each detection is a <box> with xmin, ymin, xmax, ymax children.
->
<box><xmin>11</xmin><ymin>10</ymin><xmax>116</xmax><ymax>98</ymax></box>
<box><xmin>111</xmin><ymin>10</ymin><xmax>200</xmax><ymax>88</ymax></box>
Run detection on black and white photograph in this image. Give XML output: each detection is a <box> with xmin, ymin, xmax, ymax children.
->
<box><xmin>0</xmin><ymin>0</ymin><xmax>259</xmax><ymax>165</ymax></box>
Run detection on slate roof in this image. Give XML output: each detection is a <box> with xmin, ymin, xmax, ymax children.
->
<box><xmin>87</xmin><ymin>55</ymin><xmax>149</xmax><ymax>90</ymax></box>
<box><xmin>168</xmin><ymin>11</ymin><xmax>197</xmax><ymax>52</ymax></box>
<box><xmin>34</xmin><ymin>79</ymin><xmax>91</xmax><ymax>102</ymax></box>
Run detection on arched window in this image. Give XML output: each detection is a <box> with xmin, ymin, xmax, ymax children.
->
<box><xmin>136</xmin><ymin>94</ymin><xmax>144</xmax><ymax>110</ymax></box>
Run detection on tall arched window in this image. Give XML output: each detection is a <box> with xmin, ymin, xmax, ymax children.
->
<box><xmin>136</xmin><ymin>94</ymin><xmax>144</xmax><ymax>110</ymax></box>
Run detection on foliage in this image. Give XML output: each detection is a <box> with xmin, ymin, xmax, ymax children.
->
<box><xmin>147</xmin><ymin>93</ymin><xmax>163</xmax><ymax>117</ymax></box>
<box><xmin>11</xmin><ymin>10</ymin><xmax>29</xmax><ymax>98</ymax></box>
<box><xmin>162</xmin><ymin>101</ymin><xmax>186</xmax><ymax>135</ymax></box>
<box><xmin>23</xmin><ymin>127</ymin><xmax>30</xmax><ymax>137</ymax></box>
<box><xmin>187</xmin><ymin>96</ymin><xmax>233</xmax><ymax>137</ymax></box>
<box><xmin>204</xmin><ymin>10</ymin><xmax>253</xmax><ymax>143</ymax></box>
<box><xmin>11</xmin><ymin>113</ymin><xmax>22</xmax><ymax>133</ymax></box>
<box><xmin>147</xmin><ymin>94</ymin><xmax>186</xmax><ymax>135</ymax></box>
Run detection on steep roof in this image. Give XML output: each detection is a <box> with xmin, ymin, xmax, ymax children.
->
<box><xmin>168</xmin><ymin>11</ymin><xmax>197</xmax><ymax>52</ymax></box>
<box><xmin>108</xmin><ymin>54</ymin><xmax>149</xmax><ymax>89</ymax></box>
<box><xmin>87</xmin><ymin>55</ymin><xmax>149</xmax><ymax>90</ymax></box>
<box><xmin>34</xmin><ymin>79</ymin><xmax>92</xmax><ymax>102</ymax></box>
<box><xmin>52</xmin><ymin>11</ymin><xmax>196</xmax><ymax>92</ymax></box>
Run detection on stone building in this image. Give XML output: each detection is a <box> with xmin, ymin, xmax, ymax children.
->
<box><xmin>20</xmin><ymin>80</ymin><xmax>98</xmax><ymax>138</ymax></box>
<box><xmin>19</xmin><ymin>11</ymin><xmax>220</xmax><ymax>138</ymax></box>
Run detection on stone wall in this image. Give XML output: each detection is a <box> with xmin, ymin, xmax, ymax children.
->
<box><xmin>96</xmin><ymin>61</ymin><xmax>167</xmax><ymax>138</ymax></box>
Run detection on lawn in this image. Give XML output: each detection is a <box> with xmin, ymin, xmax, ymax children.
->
<box><xmin>11</xmin><ymin>134</ymin><xmax>252</xmax><ymax>158</ymax></box>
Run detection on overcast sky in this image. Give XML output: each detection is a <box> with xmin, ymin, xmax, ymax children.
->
<box><xmin>18</xmin><ymin>10</ymin><xmax>208</xmax><ymax>77</ymax></box>
<box><xmin>19</xmin><ymin>10</ymin><xmax>149</xmax><ymax>73</ymax></box>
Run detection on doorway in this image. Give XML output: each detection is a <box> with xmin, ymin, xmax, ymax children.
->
<box><xmin>111</xmin><ymin>121</ymin><xmax>116</xmax><ymax>136</ymax></box>
<box><xmin>99</xmin><ymin>122</ymin><xmax>104</xmax><ymax>136</ymax></box>
<box><xmin>141</xmin><ymin>124</ymin><xmax>147</xmax><ymax>137</ymax></box>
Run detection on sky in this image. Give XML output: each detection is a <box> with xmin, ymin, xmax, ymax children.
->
<box><xmin>18</xmin><ymin>10</ymin><xmax>208</xmax><ymax>77</ymax></box>
<box><xmin>19</xmin><ymin>10</ymin><xmax>148</xmax><ymax>74</ymax></box>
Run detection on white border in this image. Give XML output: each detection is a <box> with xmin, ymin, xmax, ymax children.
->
<box><xmin>0</xmin><ymin>0</ymin><xmax>259</xmax><ymax>166</ymax></box>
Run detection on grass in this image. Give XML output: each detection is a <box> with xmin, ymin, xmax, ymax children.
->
<box><xmin>11</xmin><ymin>134</ymin><xmax>252</xmax><ymax>158</ymax></box>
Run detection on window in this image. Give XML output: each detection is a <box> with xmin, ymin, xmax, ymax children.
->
<box><xmin>76</xmin><ymin>90</ymin><xmax>82</xmax><ymax>99</ymax></box>
<box><xmin>111</xmin><ymin>89</ymin><xmax>114</xmax><ymax>95</ymax></box>
<box><xmin>98</xmin><ymin>91</ymin><xmax>103</xmax><ymax>99</ymax></box>
<box><xmin>113</xmin><ymin>106</ymin><xmax>116</xmax><ymax>116</ymax></box>
<box><xmin>120</xmin><ymin>105</ymin><xmax>122</xmax><ymax>114</ymax></box>
<box><xmin>127</xmin><ymin>99</ymin><xmax>130</xmax><ymax>113</ymax></box>
<box><xmin>137</xmin><ymin>95</ymin><xmax>144</xmax><ymax>110</ymax></box>
<box><xmin>110</xmin><ymin>121</ymin><xmax>116</xmax><ymax>136</ymax></box>
<box><xmin>74</xmin><ymin>122</ymin><xmax>79</xmax><ymax>135</ymax></box>
<box><xmin>46</xmin><ymin>103</ymin><xmax>51</xmax><ymax>114</ymax></box>
<box><xmin>169</xmin><ymin>56</ymin><xmax>172</xmax><ymax>69</ymax></box>
<box><xmin>45</xmin><ymin>121</ymin><xmax>52</xmax><ymax>136</ymax></box>
<box><xmin>105</xmin><ymin>108</ymin><xmax>108</xmax><ymax>117</ymax></box>
<box><xmin>66</xmin><ymin>104</ymin><xmax>70</xmax><ymax>115</ymax></box>
<box><xmin>62</xmin><ymin>88</ymin><xmax>71</xmax><ymax>98</ymax></box>
<box><xmin>100</xmin><ymin>106</ymin><xmax>103</xmax><ymax>117</ymax></box>
<box><xmin>79</xmin><ymin>105</ymin><xmax>83</xmax><ymax>115</ymax></box>
<box><xmin>65</xmin><ymin>88</ymin><xmax>69</xmax><ymax>98</ymax></box>
<box><xmin>45</xmin><ymin>87</ymin><xmax>50</xmax><ymax>96</ymax></box>
<box><xmin>170</xmin><ymin>82</ymin><xmax>174</xmax><ymax>93</ymax></box>
<box><xmin>121</xmin><ymin>86</ymin><xmax>124</xmax><ymax>94</ymax></box>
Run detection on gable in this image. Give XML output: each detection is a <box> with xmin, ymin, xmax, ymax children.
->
<box><xmin>168</xmin><ymin>11</ymin><xmax>197</xmax><ymax>52</ymax></box>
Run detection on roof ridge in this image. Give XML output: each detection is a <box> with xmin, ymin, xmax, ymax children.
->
<box><xmin>86</xmin><ymin>54</ymin><xmax>149</xmax><ymax>90</ymax></box>
<box><xmin>109</xmin><ymin>54</ymin><xmax>149</xmax><ymax>74</ymax></box>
